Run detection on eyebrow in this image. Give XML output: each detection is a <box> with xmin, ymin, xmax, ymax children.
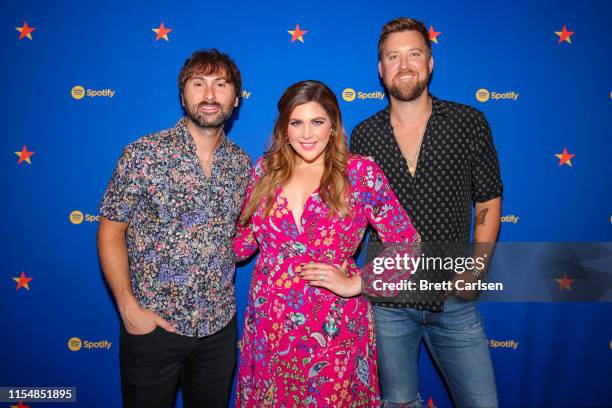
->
<box><xmin>290</xmin><ymin>116</ymin><xmax>328</xmax><ymax>121</ymax></box>
<box><xmin>189</xmin><ymin>75</ymin><xmax>229</xmax><ymax>82</ymax></box>
<box><xmin>386</xmin><ymin>47</ymin><xmax>423</xmax><ymax>55</ymax></box>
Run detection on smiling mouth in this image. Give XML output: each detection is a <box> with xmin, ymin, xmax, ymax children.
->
<box><xmin>299</xmin><ymin>141</ymin><xmax>317</xmax><ymax>151</ymax></box>
<box><xmin>397</xmin><ymin>72</ymin><xmax>416</xmax><ymax>81</ymax></box>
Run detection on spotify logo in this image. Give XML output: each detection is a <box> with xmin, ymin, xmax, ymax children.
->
<box><xmin>70</xmin><ymin>210</ymin><xmax>84</xmax><ymax>224</ymax></box>
<box><xmin>70</xmin><ymin>210</ymin><xmax>100</xmax><ymax>224</ymax></box>
<box><xmin>342</xmin><ymin>88</ymin><xmax>356</xmax><ymax>102</ymax></box>
<box><xmin>476</xmin><ymin>88</ymin><xmax>490</xmax><ymax>102</ymax></box>
<box><xmin>68</xmin><ymin>337</ymin><xmax>82</xmax><ymax>351</ymax></box>
<box><xmin>71</xmin><ymin>86</ymin><xmax>85</xmax><ymax>100</ymax></box>
<box><xmin>71</xmin><ymin>85</ymin><xmax>116</xmax><ymax>99</ymax></box>
<box><xmin>476</xmin><ymin>88</ymin><xmax>519</xmax><ymax>102</ymax></box>
<box><xmin>67</xmin><ymin>337</ymin><xmax>112</xmax><ymax>351</ymax></box>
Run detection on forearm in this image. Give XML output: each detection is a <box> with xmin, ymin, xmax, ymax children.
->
<box><xmin>451</xmin><ymin>198</ymin><xmax>501</xmax><ymax>300</ymax></box>
<box><xmin>97</xmin><ymin>218</ymin><xmax>136</xmax><ymax>315</ymax></box>
<box><xmin>470</xmin><ymin>197</ymin><xmax>501</xmax><ymax>277</ymax></box>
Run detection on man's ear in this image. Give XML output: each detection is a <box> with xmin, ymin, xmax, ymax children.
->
<box><xmin>378</xmin><ymin>60</ymin><xmax>383</xmax><ymax>79</ymax></box>
<box><xmin>429</xmin><ymin>55</ymin><xmax>434</xmax><ymax>74</ymax></box>
<box><xmin>234</xmin><ymin>95</ymin><xmax>240</xmax><ymax>108</ymax></box>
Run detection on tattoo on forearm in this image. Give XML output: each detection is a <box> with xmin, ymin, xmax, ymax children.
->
<box><xmin>475</xmin><ymin>208</ymin><xmax>489</xmax><ymax>226</ymax></box>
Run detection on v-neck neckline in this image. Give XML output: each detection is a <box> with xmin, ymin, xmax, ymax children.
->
<box><xmin>181</xmin><ymin>121</ymin><xmax>227</xmax><ymax>183</ymax></box>
<box><xmin>388</xmin><ymin>114</ymin><xmax>433</xmax><ymax>180</ymax></box>
<box><xmin>386</xmin><ymin>99</ymin><xmax>435</xmax><ymax>180</ymax></box>
<box><xmin>279</xmin><ymin>186</ymin><xmax>320</xmax><ymax>233</ymax></box>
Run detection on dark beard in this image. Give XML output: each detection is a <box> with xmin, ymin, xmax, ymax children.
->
<box><xmin>386</xmin><ymin>72</ymin><xmax>429</xmax><ymax>102</ymax></box>
<box><xmin>186</xmin><ymin>102</ymin><xmax>232</xmax><ymax>129</ymax></box>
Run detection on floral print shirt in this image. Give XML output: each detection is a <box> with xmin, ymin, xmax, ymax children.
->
<box><xmin>99</xmin><ymin>117</ymin><xmax>251</xmax><ymax>337</ymax></box>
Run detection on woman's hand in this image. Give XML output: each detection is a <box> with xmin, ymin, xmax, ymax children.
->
<box><xmin>298</xmin><ymin>261</ymin><xmax>361</xmax><ymax>298</ymax></box>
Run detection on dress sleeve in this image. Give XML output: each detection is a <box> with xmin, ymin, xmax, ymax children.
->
<box><xmin>351</xmin><ymin>156</ymin><xmax>420</xmax><ymax>244</ymax></box>
<box><xmin>351</xmin><ymin>156</ymin><xmax>420</xmax><ymax>297</ymax></box>
<box><xmin>234</xmin><ymin>158</ymin><xmax>264</xmax><ymax>261</ymax></box>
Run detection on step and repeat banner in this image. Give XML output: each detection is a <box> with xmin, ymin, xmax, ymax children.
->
<box><xmin>2</xmin><ymin>0</ymin><xmax>611</xmax><ymax>407</ymax></box>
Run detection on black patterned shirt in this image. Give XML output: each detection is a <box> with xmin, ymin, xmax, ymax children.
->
<box><xmin>99</xmin><ymin>118</ymin><xmax>252</xmax><ymax>337</ymax></box>
<box><xmin>351</xmin><ymin>96</ymin><xmax>502</xmax><ymax>310</ymax></box>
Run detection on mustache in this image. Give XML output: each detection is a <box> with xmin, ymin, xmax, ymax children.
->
<box><xmin>197</xmin><ymin>101</ymin><xmax>222</xmax><ymax>109</ymax></box>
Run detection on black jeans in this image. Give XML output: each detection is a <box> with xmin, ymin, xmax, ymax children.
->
<box><xmin>119</xmin><ymin>315</ymin><xmax>237</xmax><ymax>408</ymax></box>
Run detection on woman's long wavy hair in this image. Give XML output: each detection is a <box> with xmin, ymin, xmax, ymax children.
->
<box><xmin>241</xmin><ymin>80</ymin><xmax>350</xmax><ymax>224</ymax></box>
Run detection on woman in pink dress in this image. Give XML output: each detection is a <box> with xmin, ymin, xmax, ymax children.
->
<box><xmin>234</xmin><ymin>80</ymin><xmax>419</xmax><ymax>407</ymax></box>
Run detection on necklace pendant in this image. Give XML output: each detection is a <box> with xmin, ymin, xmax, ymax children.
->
<box><xmin>408</xmin><ymin>165</ymin><xmax>416</xmax><ymax>176</ymax></box>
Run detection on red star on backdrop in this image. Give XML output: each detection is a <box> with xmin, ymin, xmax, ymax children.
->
<box><xmin>555</xmin><ymin>148</ymin><xmax>575</xmax><ymax>167</ymax></box>
<box><xmin>16</xmin><ymin>21</ymin><xmax>36</xmax><ymax>40</ymax></box>
<box><xmin>556</xmin><ymin>273</ymin><xmax>573</xmax><ymax>291</ymax></box>
<box><xmin>152</xmin><ymin>22</ymin><xmax>172</xmax><ymax>41</ymax></box>
<box><xmin>11</xmin><ymin>401</ymin><xmax>31</xmax><ymax>408</ymax></box>
<box><xmin>555</xmin><ymin>25</ymin><xmax>574</xmax><ymax>44</ymax></box>
<box><xmin>428</xmin><ymin>26</ymin><xmax>441</xmax><ymax>44</ymax></box>
<box><xmin>288</xmin><ymin>24</ymin><xmax>308</xmax><ymax>43</ymax></box>
<box><xmin>15</xmin><ymin>145</ymin><xmax>35</xmax><ymax>164</ymax></box>
<box><xmin>427</xmin><ymin>396</ymin><xmax>436</xmax><ymax>407</ymax></box>
<box><xmin>13</xmin><ymin>272</ymin><xmax>33</xmax><ymax>291</ymax></box>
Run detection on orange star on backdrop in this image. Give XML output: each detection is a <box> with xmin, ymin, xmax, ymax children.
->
<box><xmin>555</xmin><ymin>25</ymin><xmax>574</xmax><ymax>44</ymax></box>
<box><xmin>13</xmin><ymin>272</ymin><xmax>33</xmax><ymax>291</ymax></box>
<box><xmin>16</xmin><ymin>21</ymin><xmax>36</xmax><ymax>40</ymax></box>
<box><xmin>428</xmin><ymin>26</ymin><xmax>441</xmax><ymax>44</ymax></box>
<box><xmin>11</xmin><ymin>401</ymin><xmax>31</xmax><ymax>408</ymax></box>
<box><xmin>15</xmin><ymin>145</ymin><xmax>35</xmax><ymax>164</ymax></box>
<box><xmin>427</xmin><ymin>396</ymin><xmax>436</xmax><ymax>407</ymax></box>
<box><xmin>153</xmin><ymin>22</ymin><xmax>172</xmax><ymax>41</ymax></box>
<box><xmin>556</xmin><ymin>273</ymin><xmax>573</xmax><ymax>291</ymax></box>
<box><xmin>288</xmin><ymin>24</ymin><xmax>308</xmax><ymax>43</ymax></box>
<box><xmin>555</xmin><ymin>148</ymin><xmax>575</xmax><ymax>166</ymax></box>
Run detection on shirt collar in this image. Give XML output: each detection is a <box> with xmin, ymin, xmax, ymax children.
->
<box><xmin>175</xmin><ymin>116</ymin><xmax>229</xmax><ymax>154</ymax></box>
<box><xmin>378</xmin><ymin>94</ymin><xmax>447</xmax><ymax>129</ymax></box>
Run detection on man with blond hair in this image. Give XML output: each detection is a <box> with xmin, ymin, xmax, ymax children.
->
<box><xmin>351</xmin><ymin>18</ymin><xmax>502</xmax><ymax>408</ymax></box>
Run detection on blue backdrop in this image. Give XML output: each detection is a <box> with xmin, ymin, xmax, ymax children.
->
<box><xmin>2</xmin><ymin>0</ymin><xmax>611</xmax><ymax>407</ymax></box>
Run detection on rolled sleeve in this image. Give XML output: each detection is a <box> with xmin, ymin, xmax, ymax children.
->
<box><xmin>471</xmin><ymin>112</ymin><xmax>503</xmax><ymax>202</ymax></box>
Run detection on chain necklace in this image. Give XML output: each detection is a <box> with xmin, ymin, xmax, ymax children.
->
<box><xmin>395</xmin><ymin>97</ymin><xmax>432</xmax><ymax>177</ymax></box>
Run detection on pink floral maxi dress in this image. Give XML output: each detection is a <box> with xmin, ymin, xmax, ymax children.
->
<box><xmin>234</xmin><ymin>155</ymin><xmax>419</xmax><ymax>407</ymax></box>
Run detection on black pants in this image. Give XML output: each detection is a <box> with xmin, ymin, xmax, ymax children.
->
<box><xmin>119</xmin><ymin>315</ymin><xmax>237</xmax><ymax>408</ymax></box>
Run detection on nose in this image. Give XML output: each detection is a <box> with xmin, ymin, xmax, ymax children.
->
<box><xmin>399</xmin><ymin>54</ymin><xmax>409</xmax><ymax>70</ymax></box>
<box><xmin>302</xmin><ymin>124</ymin><xmax>314</xmax><ymax>140</ymax></box>
<box><xmin>203</xmin><ymin>84</ymin><xmax>215</xmax><ymax>101</ymax></box>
